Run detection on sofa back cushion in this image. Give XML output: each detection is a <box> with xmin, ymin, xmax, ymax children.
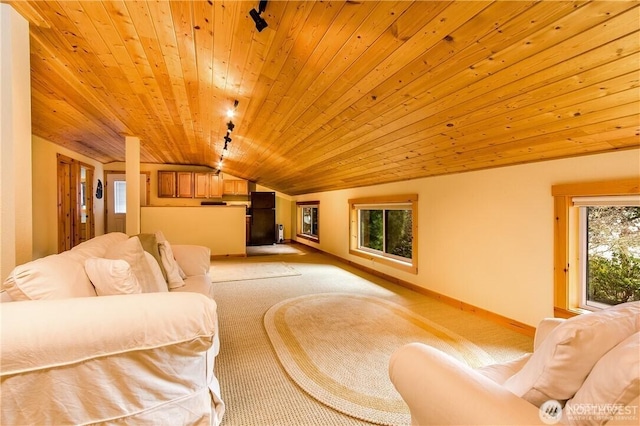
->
<box><xmin>2</xmin><ymin>253</ymin><xmax>97</xmax><ymax>300</ymax></box>
<box><xmin>504</xmin><ymin>301</ymin><xmax>640</xmax><ymax>406</ymax></box>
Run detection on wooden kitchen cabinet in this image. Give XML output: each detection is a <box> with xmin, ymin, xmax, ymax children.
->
<box><xmin>176</xmin><ymin>172</ymin><xmax>193</xmax><ymax>198</ymax></box>
<box><xmin>195</xmin><ymin>172</ymin><xmax>222</xmax><ymax>198</ymax></box>
<box><xmin>158</xmin><ymin>171</ymin><xmax>193</xmax><ymax>198</ymax></box>
<box><xmin>223</xmin><ymin>179</ymin><xmax>248</xmax><ymax>195</ymax></box>
<box><xmin>158</xmin><ymin>171</ymin><xmax>176</xmax><ymax>198</ymax></box>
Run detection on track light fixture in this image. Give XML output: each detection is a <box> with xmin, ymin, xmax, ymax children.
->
<box><xmin>217</xmin><ymin>100</ymin><xmax>240</xmax><ymax>172</ymax></box>
<box><xmin>249</xmin><ymin>1</ymin><xmax>268</xmax><ymax>32</ymax></box>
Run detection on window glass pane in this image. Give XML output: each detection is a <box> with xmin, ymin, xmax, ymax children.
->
<box><xmin>310</xmin><ymin>207</ymin><xmax>318</xmax><ymax>236</ymax></box>
<box><xmin>384</xmin><ymin>209</ymin><xmax>412</xmax><ymax>259</ymax></box>
<box><xmin>114</xmin><ymin>181</ymin><xmax>127</xmax><ymax>214</ymax></box>
<box><xmin>359</xmin><ymin>210</ymin><xmax>383</xmax><ymax>251</ymax></box>
<box><xmin>585</xmin><ymin>206</ymin><xmax>640</xmax><ymax>306</ymax></box>
<box><xmin>302</xmin><ymin>207</ymin><xmax>312</xmax><ymax>234</ymax></box>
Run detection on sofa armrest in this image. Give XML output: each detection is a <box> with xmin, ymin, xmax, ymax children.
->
<box><xmin>389</xmin><ymin>343</ymin><xmax>544</xmax><ymax>425</ymax></box>
<box><xmin>534</xmin><ymin>318</ymin><xmax>565</xmax><ymax>351</ymax></box>
<box><xmin>172</xmin><ymin>244</ymin><xmax>211</xmax><ymax>276</ymax></box>
<box><xmin>0</xmin><ymin>292</ymin><xmax>218</xmax><ymax>376</ymax></box>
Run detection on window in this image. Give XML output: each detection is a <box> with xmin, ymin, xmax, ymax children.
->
<box><xmin>349</xmin><ymin>195</ymin><xmax>418</xmax><ymax>274</ymax></box>
<box><xmin>114</xmin><ymin>181</ymin><xmax>127</xmax><ymax>214</ymax></box>
<box><xmin>297</xmin><ymin>201</ymin><xmax>319</xmax><ymax>242</ymax></box>
<box><xmin>576</xmin><ymin>200</ymin><xmax>640</xmax><ymax>310</ymax></box>
<box><xmin>552</xmin><ymin>179</ymin><xmax>640</xmax><ymax>317</ymax></box>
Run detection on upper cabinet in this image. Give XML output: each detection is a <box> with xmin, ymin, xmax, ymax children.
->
<box><xmin>158</xmin><ymin>171</ymin><xmax>176</xmax><ymax>198</ymax></box>
<box><xmin>195</xmin><ymin>173</ymin><xmax>222</xmax><ymax>198</ymax></box>
<box><xmin>159</xmin><ymin>170</ymin><xmax>247</xmax><ymax>199</ymax></box>
<box><xmin>176</xmin><ymin>172</ymin><xmax>193</xmax><ymax>198</ymax></box>
<box><xmin>223</xmin><ymin>179</ymin><xmax>248</xmax><ymax>195</ymax></box>
<box><xmin>158</xmin><ymin>171</ymin><xmax>193</xmax><ymax>198</ymax></box>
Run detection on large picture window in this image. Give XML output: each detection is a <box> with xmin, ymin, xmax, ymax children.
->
<box><xmin>296</xmin><ymin>201</ymin><xmax>319</xmax><ymax>242</ymax></box>
<box><xmin>552</xmin><ymin>179</ymin><xmax>640</xmax><ymax>317</ymax></box>
<box><xmin>349</xmin><ymin>195</ymin><xmax>418</xmax><ymax>274</ymax></box>
<box><xmin>577</xmin><ymin>201</ymin><xmax>640</xmax><ymax>309</ymax></box>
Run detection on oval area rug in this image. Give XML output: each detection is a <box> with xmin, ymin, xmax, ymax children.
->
<box><xmin>264</xmin><ymin>293</ymin><xmax>494</xmax><ymax>425</ymax></box>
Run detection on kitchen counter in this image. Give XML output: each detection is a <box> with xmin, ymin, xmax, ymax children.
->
<box><xmin>141</xmin><ymin>206</ymin><xmax>246</xmax><ymax>256</ymax></box>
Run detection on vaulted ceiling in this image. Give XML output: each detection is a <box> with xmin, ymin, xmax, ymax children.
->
<box><xmin>5</xmin><ymin>1</ymin><xmax>640</xmax><ymax>195</ymax></box>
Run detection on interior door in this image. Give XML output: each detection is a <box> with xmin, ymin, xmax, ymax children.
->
<box><xmin>57</xmin><ymin>156</ymin><xmax>73</xmax><ymax>252</ymax></box>
<box><xmin>105</xmin><ymin>173</ymin><xmax>149</xmax><ymax>233</ymax></box>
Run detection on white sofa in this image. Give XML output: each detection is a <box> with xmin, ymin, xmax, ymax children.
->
<box><xmin>0</xmin><ymin>232</ymin><xmax>225</xmax><ymax>426</ymax></box>
<box><xmin>389</xmin><ymin>301</ymin><xmax>639</xmax><ymax>425</ymax></box>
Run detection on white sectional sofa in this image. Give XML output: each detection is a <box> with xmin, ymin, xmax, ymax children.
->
<box><xmin>0</xmin><ymin>232</ymin><xmax>225</xmax><ymax>426</ymax></box>
<box><xmin>389</xmin><ymin>301</ymin><xmax>639</xmax><ymax>425</ymax></box>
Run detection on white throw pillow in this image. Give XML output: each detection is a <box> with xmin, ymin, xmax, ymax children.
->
<box><xmin>84</xmin><ymin>258</ymin><xmax>141</xmax><ymax>296</ymax></box>
<box><xmin>504</xmin><ymin>301</ymin><xmax>640</xmax><ymax>406</ymax></box>
<box><xmin>563</xmin><ymin>332</ymin><xmax>640</xmax><ymax>425</ymax></box>
<box><xmin>105</xmin><ymin>237</ymin><xmax>157</xmax><ymax>293</ymax></box>
<box><xmin>2</xmin><ymin>253</ymin><xmax>97</xmax><ymax>300</ymax></box>
<box><xmin>158</xmin><ymin>241</ymin><xmax>185</xmax><ymax>289</ymax></box>
<box><xmin>143</xmin><ymin>252</ymin><xmax>168</xmax><ymax>293</ymax></box>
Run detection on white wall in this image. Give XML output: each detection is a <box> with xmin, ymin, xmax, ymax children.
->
<box><xmin>293</xmin><ymin>149</ymin><xmax>640</xmax><ymax>327</ymax></box>
<box><xmin>32</xmin><ymin>135</ymin><xmax>105</xmax><ymax>258</ymax></box>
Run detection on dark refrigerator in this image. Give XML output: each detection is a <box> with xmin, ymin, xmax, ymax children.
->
<box><xmin>249</xmin><ymin>191</ymin><xmax>276</xmax><ymax>245</ymax></box>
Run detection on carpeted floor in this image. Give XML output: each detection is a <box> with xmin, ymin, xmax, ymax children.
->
<box><xmin>212</xmin><ymin>244</ymin><xmax>533</xmax><ymax>426</ymax></box>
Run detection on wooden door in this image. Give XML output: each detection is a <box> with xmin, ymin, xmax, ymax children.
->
<box><xmin>57</xmin><ymin>155</ymin><xmax>74</xmax><ymax>252</ymax></box>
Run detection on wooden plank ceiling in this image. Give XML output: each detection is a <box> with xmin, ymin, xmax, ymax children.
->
<box><xmin>6</xmin><ymin>0</ymin><xmax>640</xmax><ymax>195</ymax></box>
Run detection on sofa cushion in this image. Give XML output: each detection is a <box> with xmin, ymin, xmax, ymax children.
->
<box><xmin>504</xmin><ymin>301</ymin><xmax>640</xmax><ymax>406</ymax></box>
<box><xmin>2</xmin><ymin>253</ymin><xmax>97</xmax><ymax>300</ymax></box>
<box><xmin>564</xmin><ymin>332</ymin><xmax>640</xmax><ymax>425</ymax></box>
<box><xmin>132</xmin><ymin>234</ymin><xmax>167</xmax><ymax>284</ymax></box>
<box><xmin>158</xmin><ymin>241</ymin><xmax>185</xmax><ymax>289</ymax></box>
<box><xmin>105</xmin><ymin>237</ymin><xmax>159</xmax><ymax>294</ymax></box>
<box><xmin>143</xmin><ymin>252</ymin><xmax>168</xmax><ymax>293</ymax></box>
<box><xmin>171</xmin><ymin>275</ymin><xmax>213</xmax><ymax>299</ymax></box>
<box><xmin>85</xmin><ymin>258</ymin><xmax>142</xmax><ymax>296</ymax></box>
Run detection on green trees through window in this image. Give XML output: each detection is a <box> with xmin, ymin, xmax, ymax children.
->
<box><xmin>585</xmin><ymin>206</ymin><xmax>640</xmax><ymax>306</ymax></box>
<box><xmin>359</xmin><ymin>209</ymin><xmax>412</xmax><ymax>260</ymax></box>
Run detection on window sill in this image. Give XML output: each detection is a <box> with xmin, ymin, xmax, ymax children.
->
<box><xmin>296</xmin><ymin>234</ymin><xmax>319</xmax><ymax>243</ymax></box>
<box><xmin>349</xmin><ymin>249</ymin><xmax>417</xmax><ymax>274</ymax></box>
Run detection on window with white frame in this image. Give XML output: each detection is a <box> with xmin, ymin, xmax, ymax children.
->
<box><xmin>297</xmin><ymin>201</ymin><xmax>319</xmax><ymax>242</ymax></box>
<box><xmin>349</xmin><ymin>195</ymin><xmax>418</xmax><ymax>274</ymax></box>
<box><xmin>575</xmin><ymin>196</ymin><xmax>640</xmax><ymax>310</ymax></box>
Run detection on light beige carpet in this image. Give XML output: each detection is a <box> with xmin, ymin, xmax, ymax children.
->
<box><xmin>247</xmin><ymin>244</ymin><xmax>305</xmax><ymax>256</ymax></box>
<box><xmin>210</xmin><ymin>261</ymin><xmax>300</xmax><ymax>283</ymax></box>
<box><xmin>264</xmin><ymin>293</ymin><xmax>495</xmax><ymax>426</ymax></box>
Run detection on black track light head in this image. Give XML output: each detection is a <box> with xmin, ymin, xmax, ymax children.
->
<box><xmin>227</xmin><ymin>121</ymin><xmax>235</xmax><ymax>132</ymax></box>
<box><xmin>249</xmin><ymin>8</ymin><xmax>267</xmax><ymax>32</ymax></box>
